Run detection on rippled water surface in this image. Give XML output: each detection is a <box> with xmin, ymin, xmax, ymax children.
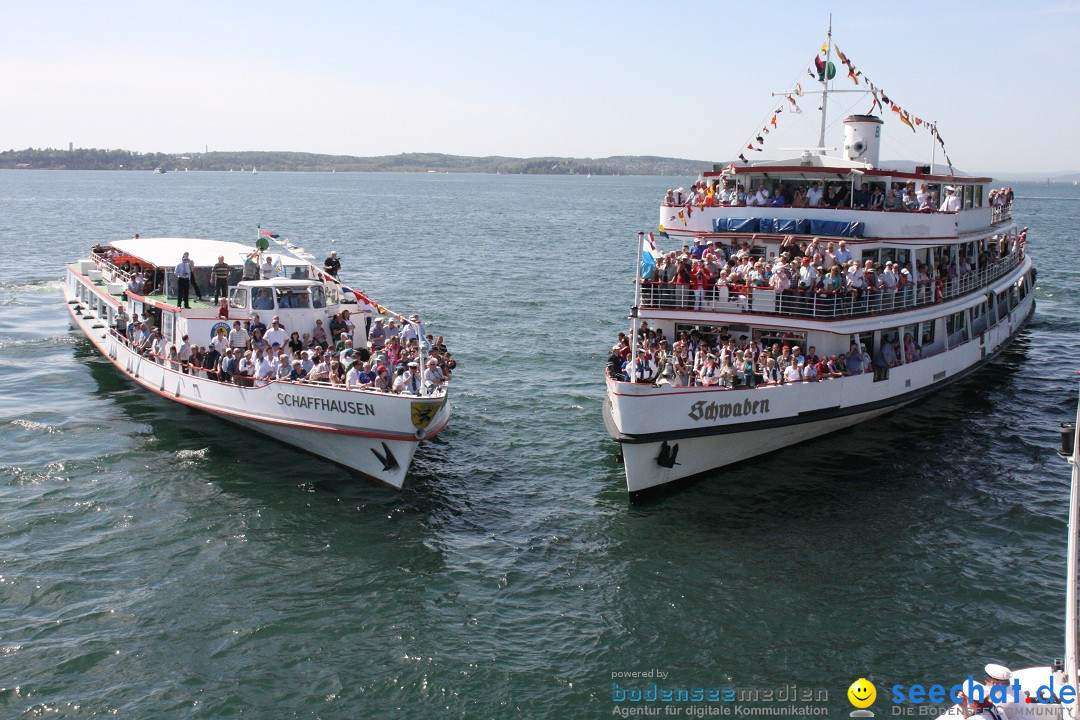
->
<box><xmin>1</xmin><ymin>171</ymin><xmax>1078</xmax><ymax>718</ymax></box>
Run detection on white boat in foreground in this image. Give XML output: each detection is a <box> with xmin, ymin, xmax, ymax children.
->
<box><xmin>604</xmin><ymin>31</ymin><xmax>1034</xmax><ymax>493</ymax></box>
<box><xmin>65</xmin><ymin>236</ymin><xmax>451</xmax><ymax>489</ymax></box>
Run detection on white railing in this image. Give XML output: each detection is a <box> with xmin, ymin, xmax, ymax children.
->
<box><xmin>640</xmin><ymin>252</ymin><xmax>1022</xmax><ymax>320</ymax></box>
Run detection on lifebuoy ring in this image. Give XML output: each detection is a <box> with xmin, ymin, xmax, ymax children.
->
<box><xmin>934</xmin><ymin>278</ymin><xmax>945</xmax><ymax>303</ymax></box>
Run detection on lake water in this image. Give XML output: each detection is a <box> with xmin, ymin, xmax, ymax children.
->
<box><xmin>1</xmin><ymin>171</ymin><xmax>1078</xmax><ymax>718</ymax></box>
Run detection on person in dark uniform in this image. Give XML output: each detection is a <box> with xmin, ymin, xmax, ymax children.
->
<box><xmin>323</xmin><ymin>251</ymin><xmax>341</xmax><ymax>278</ymax></box>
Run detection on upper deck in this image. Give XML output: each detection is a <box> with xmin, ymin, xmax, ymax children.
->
<box><xmin>664</xmin><ymin>160</ymin><xmax>1013</xmax><ymax>243</ymax></box>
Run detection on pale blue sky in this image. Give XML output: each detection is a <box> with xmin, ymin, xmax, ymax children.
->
<box><xmin>4</xmin><ymin>1</ymin><xmax>1077</xmax><ymax>172</ymax></box>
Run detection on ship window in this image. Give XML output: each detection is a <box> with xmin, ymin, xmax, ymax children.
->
<box><xmin>963</xmin><ymin>185</ymin><xmax>974</xmax><ymax>209</ymax></box>
<box><xmin>1008</xmin><ymin>285</ymin><xmax>1018</xmax><ymax>310</ymax></box>
<box><xmin>163</xmin><ymin>313</ymin><xmax>175</xmax><ymax>344</ymax></box>
<box><xmin>311</xmin><ymin>286</ymin><xmax>326</xmax><ymax>309</ymax></box>
<box><xmin>251</xmin><ymin>287</ymin><xmax>274</xmax><ymax>310</ymax></box>
<box><xmin>325</xmin><ymin>286</ymin><xmax>340</xmax><ymax>306</ymax></box>
<box><xmin>1017</xmin><ymin>275</ymin><xmax>1028</xmax><ymax>300</ymax></box>
<box><xmin>974</xmin><ymin>185</ymin><xmax>983</xmax><ymax>208</ymax></box>
<box><xmin>920</xmin><ymin>321</ymin><xmax>936</xmax><ymax>347</ymax></box>
<box><xmin>229</xmin><ymin>287</ymin><xmax>249</xmax><ymax>310</ymax></box>
<box><xmin>754</xmin><ymin>328</ymin><xmax>805</xmax><ymax>353</ymax></box>
<box><xmin>971</xmin><ymin>302</ymin><xmax>988</xmax><ymax>335</ymax></box>
<box><xmin>878</xmin><ymin>248</ymin><xmax>910</xmax><ymax>269</ymax></box>
<box><xmin>903</xmin><ymin>324</ymin><xmax>920</xmax><ymax>361</ymax></box>
<box><xmin>945</xmin><ymin>311</ymin><xmax>968</xmax><ymax>345</ymax></box>
<box><xmin>276</xmin><ymin>289</ymin><xmax>310</xmax><ymax>308</ymax></box>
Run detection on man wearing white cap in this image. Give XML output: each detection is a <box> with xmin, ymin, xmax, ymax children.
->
<box><xmin>403</xmin><ymin>361</ymin><xmax>421</xmax><ymax>395</ymax></box>
<box><xmin>983</xmin><ymin>665</ymin><xmax>1027</xmax><ymax>720</ymax></box>
<box><xmin>941</xmin><ymin>186</ymin><xmax>962</xmax><ymax>212</ymax></box>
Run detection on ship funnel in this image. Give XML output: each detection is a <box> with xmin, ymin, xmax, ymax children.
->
<box><xmin>843</xmin><ymin>115</ymin><xmax>883</xmax><ymax>167</ymax></box>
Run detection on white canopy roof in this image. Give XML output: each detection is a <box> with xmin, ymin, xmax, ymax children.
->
<box><xmin>108</xmin><ymin>237</ymin><xmax>309</xmax><ymax>269</ymax></box>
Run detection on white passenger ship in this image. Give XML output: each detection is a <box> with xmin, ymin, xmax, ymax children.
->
<box><xmin>604</xmin><ymin>43</ymin><xmax>1034</xmax><ymax>494</ymax></box>
<box><xmin>64</xmin><ymin>236</ymin><xmax>451</xmax><ymax>489</ymax></box>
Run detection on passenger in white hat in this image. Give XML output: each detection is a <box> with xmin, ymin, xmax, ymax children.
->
<box><xmin>940</xmin><ymin>185</ymin><xmax>962</xmax><ymax>212</ymax></box>
<box><xmin>985</xmin><ymin>664</ymin><xmax>1011</xmax><ymax>686</ymax></box>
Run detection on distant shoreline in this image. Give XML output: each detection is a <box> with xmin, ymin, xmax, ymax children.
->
<box><xmin>2</xmin><ymin>148</ymin><xmax>1074</xmax><ymax>181</ymax></box>
<box><xmin>0</xmin><ymin>148</ymin><xmax>711</xmax><ymax>176</ymax></box>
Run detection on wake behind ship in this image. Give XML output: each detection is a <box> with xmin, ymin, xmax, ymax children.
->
<box><xmin>603</xmin><ymin>32</ymin><xmax>1034</xmax><ymax>493</ymax></box>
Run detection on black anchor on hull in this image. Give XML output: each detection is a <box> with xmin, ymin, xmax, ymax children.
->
<box><xmin>371</xmin><ymin>442</ymin><xmax>399</xmax><ymax>472</ymax></box>
<box><xmin>656</xmin><ymin>441</ymin><xmax>680</xmax><ymax>469</ymax></box>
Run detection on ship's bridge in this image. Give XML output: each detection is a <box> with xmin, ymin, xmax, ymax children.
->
<box><xmin>666</xmin><ymin>164</ymin><xmax>1005</xmax><ymax>242</ymax></box>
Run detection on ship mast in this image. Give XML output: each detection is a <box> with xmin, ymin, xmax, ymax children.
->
<box><xmin>817</xmin><ymin>15</ymin><xmax>833</xmax><ymax>155</ymax></box>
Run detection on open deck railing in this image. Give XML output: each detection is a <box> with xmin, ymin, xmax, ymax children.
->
<box><xmin>640</xmin><ymin>252</ymin><xmax>1022</xmax><ymax>320</ymax></box>
<box><xmin>991</xmin><ymin>202</ymin><xmax>1013</xmax><ymax>225</ymax></box>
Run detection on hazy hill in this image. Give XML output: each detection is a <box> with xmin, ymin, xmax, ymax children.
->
<box><xmin>0</xmin><ymin>148</ymin><xmax>712</xmax><ymax>176</ymax></box>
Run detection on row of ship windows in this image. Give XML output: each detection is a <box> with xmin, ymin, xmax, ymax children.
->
<box><xmin>671</xmin><ymin>270</ymin><xmax>1032</xmax><ymax>361</ymax></box>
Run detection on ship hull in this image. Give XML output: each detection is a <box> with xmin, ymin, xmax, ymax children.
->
<box><xmin>606</xmin><ymin>296</ymin><xmax>1034</xmax><ymax>494</ymax></box>
<box><xmin>64</xmin><ymin>283</ymin><xmax>449</xmax><ymax>489</ymax></box>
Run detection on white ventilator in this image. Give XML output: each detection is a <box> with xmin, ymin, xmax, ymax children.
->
<box><xmin>843</xmin><ymin>115</ymin><xmax>883</xmax><ymax>167</ymax></box>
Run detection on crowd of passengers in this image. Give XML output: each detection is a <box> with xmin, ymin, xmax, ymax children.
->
<box><xmin>643</xmin><ymin>231</ymin><xmax>1025</xmax><ymax>312</ymax></box>
<box><xmin>664</xmin><ymin>179</ymin><xmax>1015</xmax><ymax>213</ymax></box>
<box><xmin>110</xmin><ymin>307</ymin><xmax>455</xmax><ymax>396</ymax></box>
<box><xmin>607</xmin><ymin>323</ymin><xmax>917</xmax><ymax>388</ymax></box>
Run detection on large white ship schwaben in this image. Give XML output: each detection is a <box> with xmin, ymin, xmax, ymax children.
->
<box><xmin>65</xmin><ymin>235</ymin><xmax>451</xmax><ymax>489</ymax></box>
<box><xmin>604</xmin><ymin>32</ymin><xmax>1035</xmax><ymax>494</ymax></box>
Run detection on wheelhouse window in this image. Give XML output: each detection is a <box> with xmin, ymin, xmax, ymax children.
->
<box><xmin>276</xmin><ymin>289</ymin><xmax>310</xmax><ymax>309</ymax></box>
<box><xmin>311</xmin><ymin>286</ymin><xmax>326</xmax><ymax>309</ymax></box>
<box><xmin>251</xmin><ymin>287</ymin><xmax>275</xmax><ymax>310</ymax></box>
<box><xmin>229</xmin><ymin>287</ymin><xmax>250</xmax><ymax>310</ymax></box>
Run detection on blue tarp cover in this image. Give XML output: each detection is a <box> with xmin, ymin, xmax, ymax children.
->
<box><xmin>759</xmin><ymin>218</ymin><xmax>804</xmax><ymax>234</ymax></box>
<box><xmin>808</xmin><ymin>219</ymin><xmax>864</xmax><ymax>237</ymax></box>
<box><xmin>724</xmin><ymin>218</ymin><xmax>760</xmax><ymax>233</ymax></box>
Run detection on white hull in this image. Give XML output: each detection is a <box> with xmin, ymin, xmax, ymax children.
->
<box><xmin>607</xmin><ymin>288</ymin><xmax>1035</xmax><ymax>493</ymax></box>
<box><xmin>64</xmin><ymin>281</ymin><xmax>449</xmax><ymax>490</ymax></box>
<box><xmin>613</xmin><ymin>403</ymin><xmax>901</xmax><ymax>493</ymax></box>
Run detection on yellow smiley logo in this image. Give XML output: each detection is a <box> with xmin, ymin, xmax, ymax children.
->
<box><xmin>848</xmin><ymin>678</ymin><xmax>876</xmax><ymax>708</ymax></box>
